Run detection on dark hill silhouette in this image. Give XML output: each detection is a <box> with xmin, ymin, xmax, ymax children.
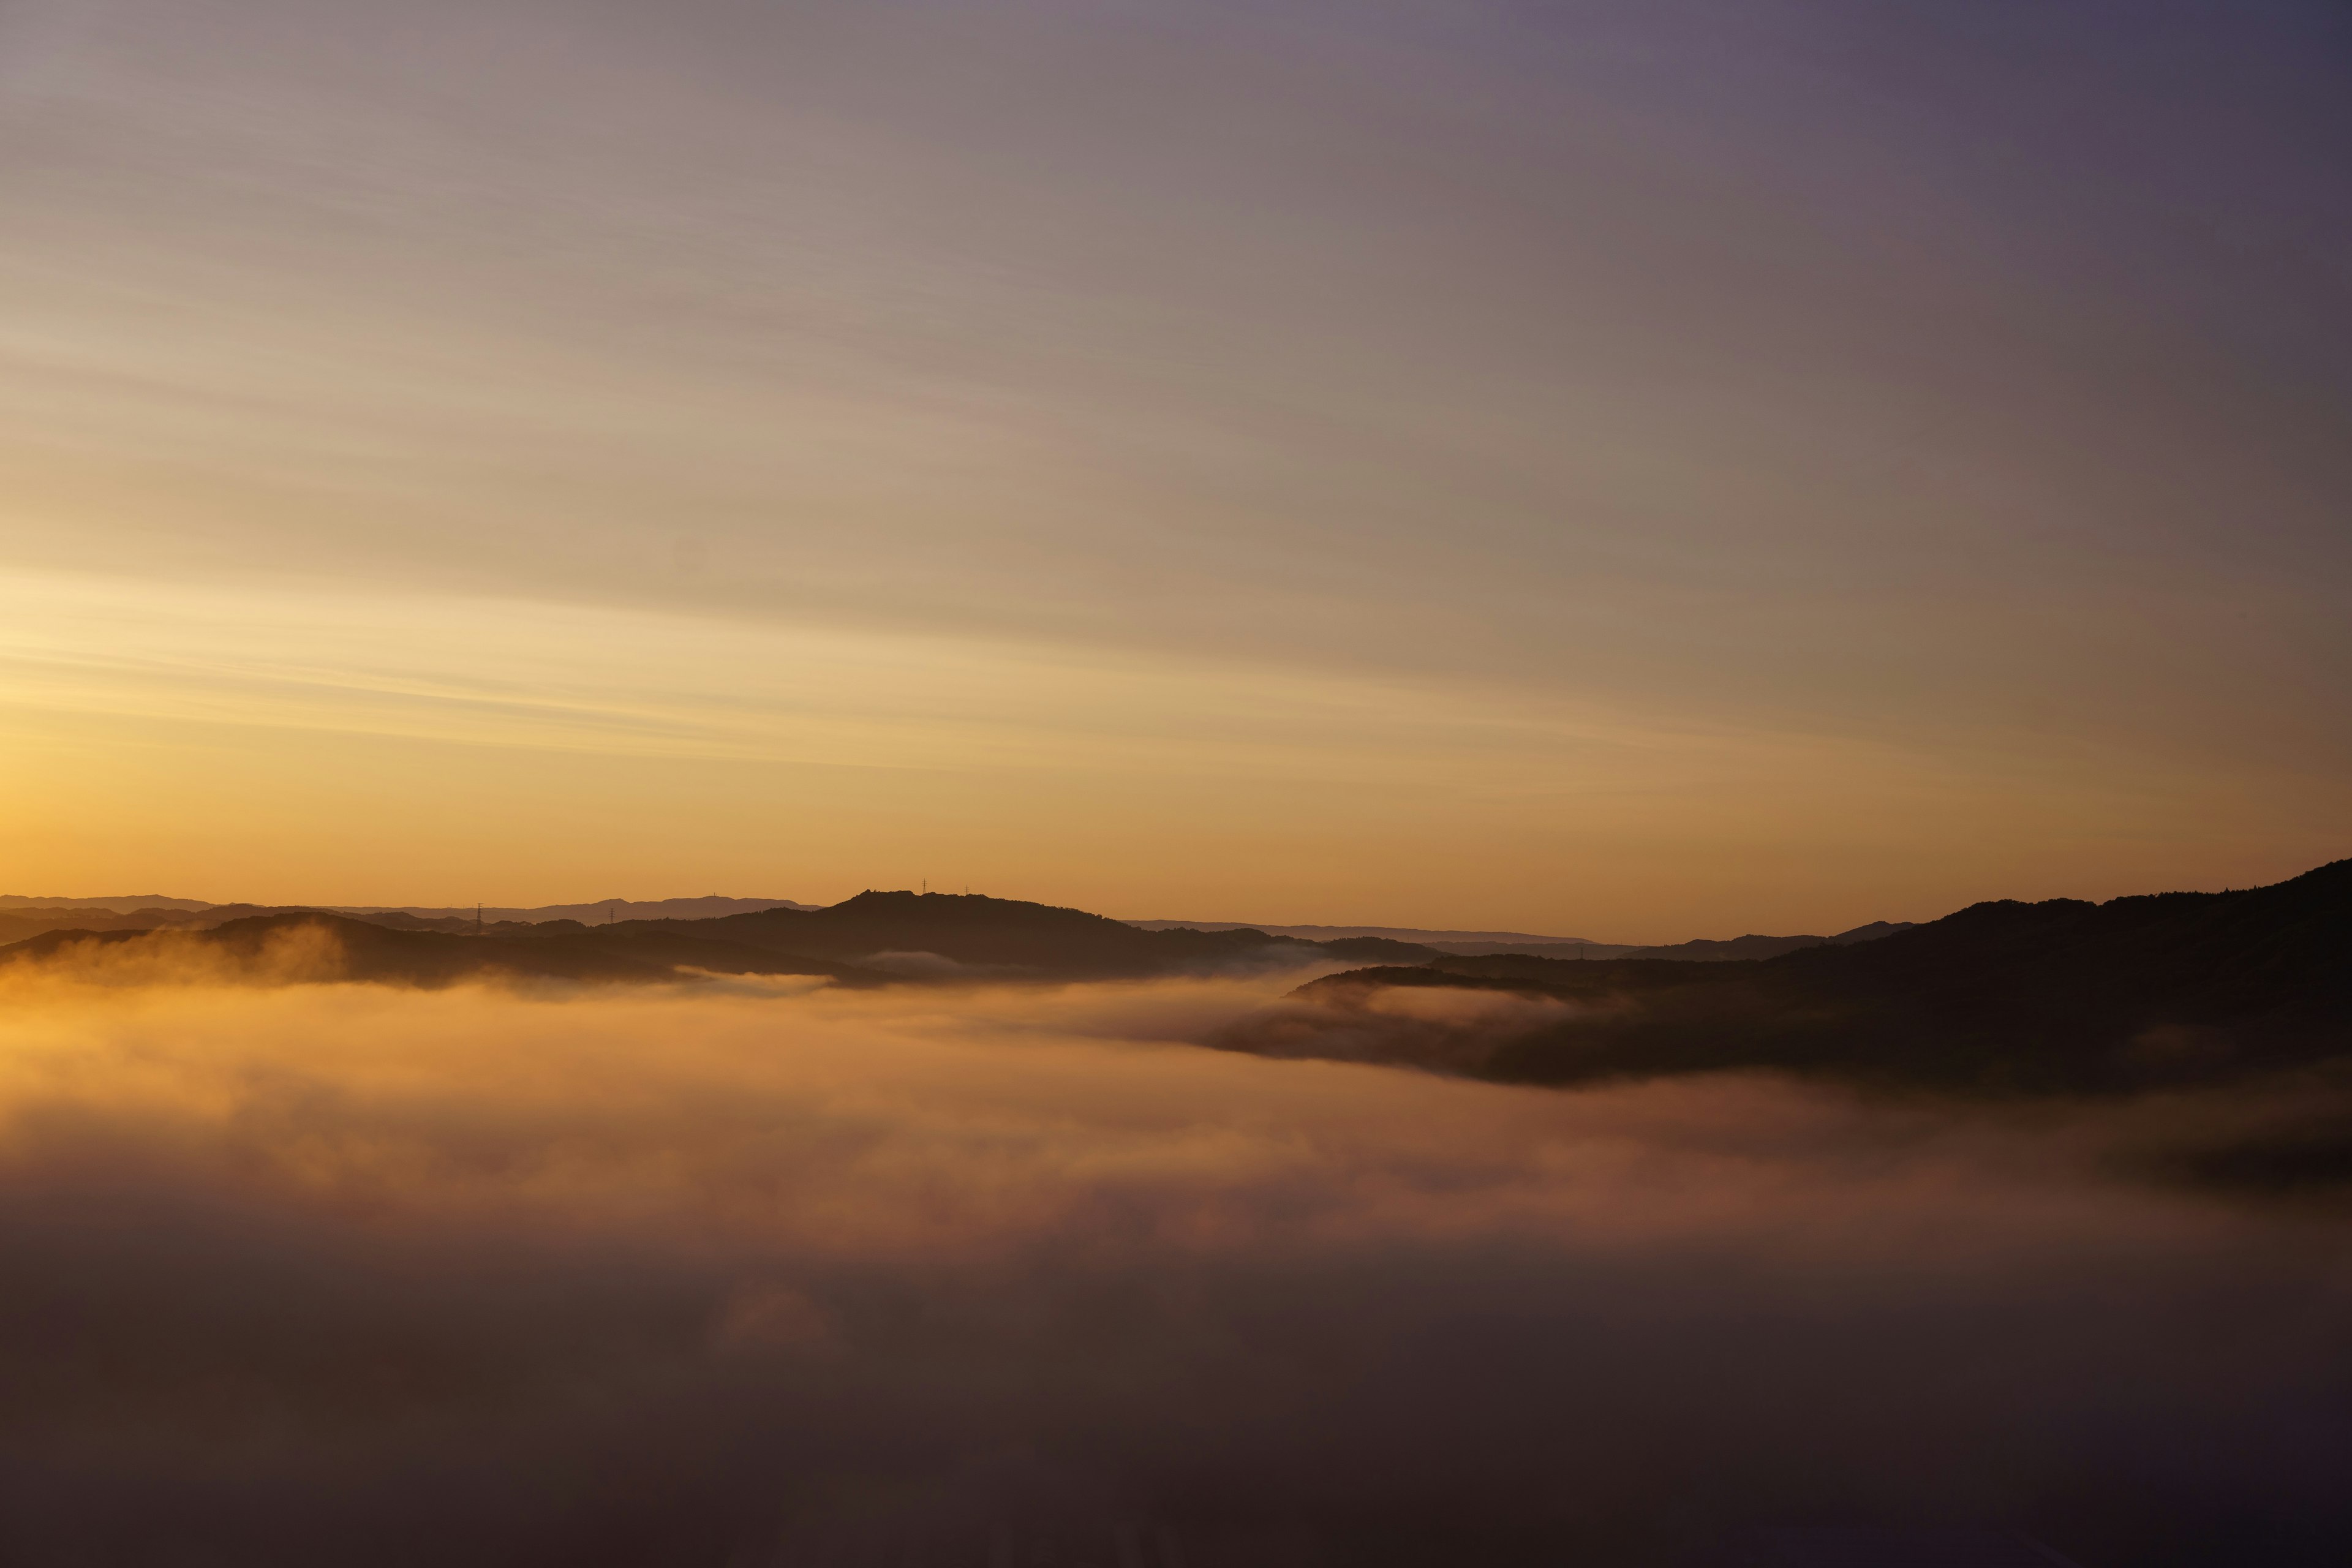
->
<box><xmin>614</xmin><ymin>891</ymin><xmax>1376</xmax><ymax>978</ymax></box>
<box><xmin>1238</xmin><ymin>861</ymin><xmax>2352</xmax><ymax>1095</ymax></box>
<box><xmin>0</xmin><ymin>892</ymin><xmax>1433</xmax><ymax>986</ymax></box>
<box><xmin>342</xmin><ymin>895</ymin><xmax>820</xmax><ymax>924</ymax></box>
<box><xmin>1117</xmin><ymin>919</ymin><xmax>1913</xmax><ymax>960</ymax></box>
<box><xmin>523</xmin><ymin>924</ymin><xmax>892</xmax><ymax>985</ymax></box>
<box><xmin>1619</xmin><ymin>921</ymin><xmax>1915</xmax><ymax>962</ymax></box>
<box><xmin>1123</xmin><ymin>919</ymin><xmax>1593</xmax><ymax>944</ymax></box>
<box><xmin>1822</xmin><ymin>919</ymin><xmax>1913</xmax><ymax>945</ymax></box>
<box><xmin>0</xmin><ymin>890</ymin><xmax>1914</xmax><ymax>973</ymax></box>
<box><xmin>1620</xmin><ymin>932</ymin><xmax>1827</xmax><ymax>962</ymax></box>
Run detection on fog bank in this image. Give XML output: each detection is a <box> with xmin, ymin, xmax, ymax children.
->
<box><xmin>0</xmin><ymin>974</ymin><xmax>2345</xmax><ymax>1566</ymax></box>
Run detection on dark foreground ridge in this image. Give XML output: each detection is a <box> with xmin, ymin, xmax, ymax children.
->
<box><xmin>1230</xmin><ymin>859</ymin><xmax>2352</xmax><ymax>1098</ymax></box>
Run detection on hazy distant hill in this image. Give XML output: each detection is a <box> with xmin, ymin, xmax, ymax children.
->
<box><xmin>0</xmin><ymin>892</ymin><xmax>1400</xmax><ymax>986</ymax></box>
<box><xmin>0</xmin><ymin>895</ymin><xmax>820</xmax><ymax>943</ymax></box>
<box><xmin>1120</xmin><ymin>918</ymin><xmax>1911</xmax><ymax>960</ymax></box>
<box><xmin>0</xmin><ymin>906</ymin><xmax>194</xmax><ymax>946</ymax></box>
<box><xmin>0</xmin><ymin>894</ymin><xmax>212</xmax><ymax>913</ymax></box>
<box><xmin>341</xmin><ymin>895</ymin><xmax>820</xmax><ymax>924</ymax></box>
<box><xmin>1</xmin><ymin>895</ymin><xmax>1908</xmax><ymax>967</ymax></box>
<box><xmin>0</xmin><ymin>886</ymin><xmax>1929</xmax><ymax>985</ymax></box>
<box><xmin>1</xmin><ymin>914</ymin><xmax>660</xmax><ymax>986</ymax></box>
<box><xmin>0</xmin><ymin>902</ymin><xmax>419</xmax><ymax>944</ymax></box>
<box><xmin>1124</xmin><ymin>919</ymin><xmax>1597</xmax><ymax>945</ymax></box>
<box><xmin>1613</xmin><ymin>922</ymin><xmax>1916</xmax><ymax>962</ymax></box>
<box><xmin>1232</xmin><ymin>862</ymin><xmax>2352</xmax><ymax>1096</ymax></box>
<box><xmin>0</xmin><ymin>913</ymin><xmax>889</xmax><ymax>988</ymax></box>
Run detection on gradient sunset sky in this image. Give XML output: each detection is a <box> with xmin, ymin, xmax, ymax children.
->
<box><xmin>2</xmin><ymin>0</ymin><xmax>2346</xmax><ymax>939</ymax></box>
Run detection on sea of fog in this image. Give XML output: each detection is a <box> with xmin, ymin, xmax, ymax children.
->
<box><xmin>0</xmin><ymin>959</ymin><xmax>2346</xmax><ymax>1566</ymax></box>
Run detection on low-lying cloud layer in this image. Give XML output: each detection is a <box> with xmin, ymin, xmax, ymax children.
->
<box><xmin>0</xmin><ymin>963</ymin><xmax>2346</xmax><ymax>1566</ymax></box>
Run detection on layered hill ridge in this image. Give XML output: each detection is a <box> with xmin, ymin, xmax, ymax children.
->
<box><xmin>577</xmin><ymin>891</ymin><xmax>1420</xmax><ymax>978</ymax></box>
<box><xmin>0</xmin><ymin>891</ymin><xmax>1428</xmax><ymax>987</ymax></box>
<box><xmin>0</xmin><ymin>913</ymin><xmax>888</xmax><ymax>989</ymax></box>
<box><xmin>1246</xmin><ymin>860</ymin><xmax>2352</xmax><ymax>1094</ymax></box>
<box><xmin>0</xmin><ymin>893</ymin><xmax>1909</xmax><ymax>960</ymax></box>
<box><xmin>1115</xmin><ymin>918</ymin><xmax>1912</xmax><ymax>960</ymax></box>
<box><xmin>0</xmin><ymin>895</ymin><xmax>816</xmax><ymax>940</ymax></box>
<box><xmin>13</xmin><ymin>867</ymin><xmax>2341</xmax><ymax>1093</ymax></box>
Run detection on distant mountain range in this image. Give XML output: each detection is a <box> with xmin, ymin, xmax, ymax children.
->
<box><xmin>1117</xmin><ymin>919</ymin><xmax>1911</xmax><ymax>959</ymax></box>
<box><xmin>0</xmin><ymin>894</ymin><xmax>214</xmax><ymax>912</ymax></box>
<box><xmin>1125</xmin><ymin>919</ymin><xmax>1598</xmax><ymax>946</ymax></box>
<box><xmin>0</xmin><ymin>912</ymin><xmax>881</xmax><ymax>987</ymax></box>
<box><xmin>1227</xmin><ymin>860</ymin><xmax>2352</xmax><ymax>1099</ymax></box>
<box><xmin>346</xmin><ymin>896</ymin><xmax>821</xmax><ymax>924</ymax></box>
<box><xmin>0</xmin><ymin>894</ymin><xmax>814</xmax><ymax>924</ymax></box>
<box><xmin>1</xmin><ymin>891</ymin><xmax>1430</xmax><ymax>986</ymax></box>
<box><xmin>12</xmin><ymin>868</ymin><xmax>2352</xmax><ymax>1158</ymax></box>
<box><xmin>0</xmin><ymin>894</ymin><xmax>1909</xmax><ymax>965</ymax></box>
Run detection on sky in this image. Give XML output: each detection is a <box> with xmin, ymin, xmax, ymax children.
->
<box><xmin>1</xmin><ymin>0</ymin><xmax>2346</xmax><ymax>939</ymax></box>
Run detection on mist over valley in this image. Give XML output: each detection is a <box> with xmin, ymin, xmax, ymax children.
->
<box><xmin>0</xmin><ymin>865</ymin><xmax>2347</xmax><ymax>1565</ymax></box>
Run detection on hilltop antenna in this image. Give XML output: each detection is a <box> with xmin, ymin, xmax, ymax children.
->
<box><xmin>475</xmin><ymin>903</ymin><xmax>483</xmax><ymax>937</ymax></box>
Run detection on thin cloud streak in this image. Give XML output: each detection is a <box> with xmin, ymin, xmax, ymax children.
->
<box><xmin>0</xmin><ymin>0</ymin><xmax>2346</xmax><ymax>919</ymax></box>
<box><xmin>0</xmin><ymin>564</ymin><xmax>2329</xmax><ymax>933</ymax></box>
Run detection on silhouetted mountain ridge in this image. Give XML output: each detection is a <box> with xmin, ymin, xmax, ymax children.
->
<box><xmin>1246</xmin><ymin>861</ymin><xmax>2352</xmax><ymax>1095</ymax></box>
<box><xmin>0</xmin><ymin>891</ymin><xmax>1431</xmax><ymax>986</ymax></box>
<box><xmin>1116</xmin><ymin>919</ymin><xmax>1914</xmax><ymax>960</ymax></box>
<box><xmin>624</xmin><ymin>891</ymin><xmax>1371</xmax><ymax>976</ymax></box>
